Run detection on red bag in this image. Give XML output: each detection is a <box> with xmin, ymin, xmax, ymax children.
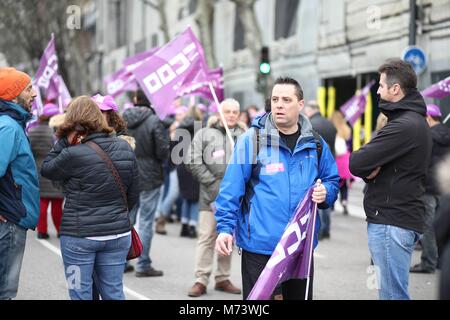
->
<box><xmin>87</xmin><ymin>141</ymin><xmax>142</xmax><ymax>261</ymax></box>
<box><xmin>127</xmin><ymin>227</ymin><xmax>143</xmax><ymax>260</ymax></box>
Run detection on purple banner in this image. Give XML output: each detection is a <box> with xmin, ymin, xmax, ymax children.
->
<box><xmin>105</xmin><ymin>48</ymin><xmax>159</xmax><ymax>97</ymax></box>
<box><xmin>422</xmin><ymin>76</ymin><xmax>450</xmax><ymax>99</ymax></box>
<box><xmin>33</xmin><ymin>35</ymin><xmax>71</xmax><ymax>112</ymax></box>
<box><xmin>34</xmin><ymin>35</ymin><xmax>60</xmax><ymax>101</ymax></box>
<box><xmin>340</xmin><ymin>81</ymin><xmax>375</xmax><ymax>126</ymax></box>
<box><xmin>247</xmin><ymin>188</ymin><xmax>318</xmax><ymax>300</ymax></box>
<box><xmin>132</xmin><ymin>27</ymin><xmax>209</xmax><ymax>119</ymax></box>
<box><xmin>177</xmin><ymin>67</ymin><xmax>224</xmax><ymax>102</ymax></box>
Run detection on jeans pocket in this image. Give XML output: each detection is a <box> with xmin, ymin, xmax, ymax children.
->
<box><xmin>397</xmin><ymin>227</ymin><xmax>416</xmax><ymax>249</ymax></box>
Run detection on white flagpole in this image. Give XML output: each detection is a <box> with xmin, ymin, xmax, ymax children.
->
<box><xmin>305</xmin><ymin>186</ymin><xmax>320</xmax><ymax>300</ymax></box>
<box><xmin>208</xmin><ymin>82</ymin><xmax>235</xmax><ymax>148</ymax></box>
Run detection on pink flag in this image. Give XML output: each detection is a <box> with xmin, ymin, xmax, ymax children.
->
<box><xmin>105</xmin><ymin>48</ymin><xmax>159</xmax><ymax>97</ymax></box>
<box><xmin>132</xmin><ymin>27</ymin><xmax>209</xmax><ymax>119</ymax></box>
<box><xmin>34</xmin><ymin>35</ymin><xmax>71</xmax><ymax>112</ymax></box>
<box><xmin>177</xmin><ymin>67</ymin><xmax>224</xmax><ymax>102</ymax></box>
<box><xmin>248</xmin><ymin>188</ymin><xmax>318</xmax><ymax>300</ymax></box>
<box><xmin>34</xmin><ymin>35</ymin><xmax>60</xmax><ymax>101</ymax></box>
<box><xmin>422</xmin><ymin>76</ymin><xmax>450</xmax><ymax>99</ymax></box>
<box><xmin>340</xmin><ymin>81</ymin><xmax>375</xmax><ymax>126</ymax></box>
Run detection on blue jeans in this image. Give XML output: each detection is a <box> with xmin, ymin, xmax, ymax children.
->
<box><xmin>0</xmin><ymin>221</ymin><xmax>27</xmax><ymax>300</ymax></box>
<box><xmin>181</xmin><ymin>199</ymin><xmax>199</xmax><ymax>225</ymax></box>
<box><xmin>60</xmin><ymin>235</ymin><xmax>131</xmax><ymax>300</ymax></box>
<box><xmin>367</xmin><ymin>223</ymin><xmax>421</xmax><ymax>300</ymax></box>
<box><xmin>130</xmin><ymin>188</ymin><xmax>160</xmax><ymax>272</ymax></box>
<box><xmin>156</xmin><ymin>170</ymin><xmax>179</xmax><ymax>218</ymax></box>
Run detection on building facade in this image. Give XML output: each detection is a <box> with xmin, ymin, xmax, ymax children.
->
<box><xmin>93</xmin><ymin>0</ymin><xmax>450</xmax><ymax>121</ymax></box>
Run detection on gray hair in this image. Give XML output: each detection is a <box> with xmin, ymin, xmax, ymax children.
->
<box><xmin>220</xmin><ymin>98</ymin><xmax>240</xmax><ymax>111</ymax></box>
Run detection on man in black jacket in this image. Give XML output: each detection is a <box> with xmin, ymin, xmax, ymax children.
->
<box><xmin>123</xmin><ymin>90</ymin><xmax>170</xmax><ymax>277</ymax></box>
<box><xmin>304</xmin><ymin>101</ymin><xmax>337</xmax><ymax>240</ymax></box>
<box><xmin>410</xmin><ymin>104</ymin><xmax>450</xmax><ymax>274</ymax></box>
<box><xmin>350</xmin><ymin>58</ymin><xmax>432</xmax><ymax>300</ymax></box>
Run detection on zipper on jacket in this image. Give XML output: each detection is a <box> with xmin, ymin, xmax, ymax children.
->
<box><xmin>386</xmin><ymin>168</ymin><xmax>397</xmax><ymax>204</ymax></box>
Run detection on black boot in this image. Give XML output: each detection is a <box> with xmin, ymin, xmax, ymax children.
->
<box><xmin>180</xmin><ymin>224</ymin><xmax>190</xmax><ymax>237</ymax></box>
<box><xmin>188</xmin><ymin>226</ymin><xmax>197</xmax><ymax>238</ymax></box>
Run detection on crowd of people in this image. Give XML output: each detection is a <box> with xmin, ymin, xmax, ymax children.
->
<box><xmin>0</xmin><ymin>58</ymin><xmax>450</xmax><ymax>300</ymax></box>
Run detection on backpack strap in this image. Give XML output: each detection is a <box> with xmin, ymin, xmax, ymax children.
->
<box><xmin>311</xmin><ymin>130</ymin><xmax>323</xmax><ymax>166</ymax></box>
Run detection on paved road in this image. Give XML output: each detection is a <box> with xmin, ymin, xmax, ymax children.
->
<box><xmin>16</xmin><ymin>181</ymin><xmax>439</xmax><ymax>300</ymax></box>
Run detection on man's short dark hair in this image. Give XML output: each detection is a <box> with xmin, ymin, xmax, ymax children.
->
<box><xmin>378</xmin><ymin>58</ymin><xmax>417</xmax><ymax>93</ymax></box>
<box><xmin>134</xmin><ymin>89</ymin><xmax>151</xmax><ymax>107</ymax></box>
<box><xmin>273</xmin><ymin>77</ymin><xmax>304</xmax><ymax>101</ymax></box>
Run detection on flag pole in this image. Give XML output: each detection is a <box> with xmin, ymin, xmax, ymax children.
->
<box><xmin>208</xmin><ymin>82</ymin><xmax>235</xmax><ymax>148</ymax></box>
<box><xmin>305</xmin><ymin>193</ymin><xmax>319</xmax><ymax>300</ymax></box>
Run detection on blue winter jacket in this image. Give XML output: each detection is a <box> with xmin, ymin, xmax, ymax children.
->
<box><xmin>215</xmin><ymin>113</ymin><xmax>339</xmax><ymax>255</ymax></box>
<box><xmin>0</xmin><ymin>99</ymin><xmax>40</xmax><ymax>230</ymax></box>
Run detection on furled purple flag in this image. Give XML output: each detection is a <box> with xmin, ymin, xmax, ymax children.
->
<box><xmin>34</xmin><ymin>34</ymin><xmax>60</xmax><ymax>101</ymax></box>
<box><xmin>132</xmin><ymin>27</ymin><xmax>209</xmax><ymax>119</ymax></box>
<box><xmin>247</xmin><ymin>188</ymin><xmax>318</xmax><ymax>300</ymax></box>
<box><xmin>104</xmin><ymin>68</ymin><xmax>137</xmax><ymax>97</ymax></box>
<box><xmin>340</xmin><ymin>80</ymin><xmax>375</xmax><ymax>126</ymax></box>
<box><xmin>105</xmin><ymin>48</ymin><xmax>159</xmax><ymax>97</ymax></box>
<box><xmin>177</xmin><ymin>67</ymin><xmax>224</xmax><ymax>102</ymax></box>
<box><xmin>34</xmin><ymin>35</ymin><xmax>71</xmax><ymax>111</ymax></box>
<box><xmin>422</xmin><ymin>76</ymin><xmax>450</xmax><ymax>99</ymax></box>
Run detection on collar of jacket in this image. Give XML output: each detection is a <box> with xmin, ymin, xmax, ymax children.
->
<box><xmin>82</xmin><ymin>132</ymin><xmax>110</xmax><ymax>143</ymax></box>
<box><xmin>0</xmin><ymin>99</ymin><xmax>32</xmax><ymax>128</ymax></box>
<box><xmin>379</xmin><ymin>89</ymin><xmax>427</xmax><ymax>120</ymax></box>
<box><xmin>252</xmin><ymin>112</ymin><xmax>316</xmax><ymax>152</ymax></box>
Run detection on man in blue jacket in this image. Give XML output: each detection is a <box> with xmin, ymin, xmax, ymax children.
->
<box><xmin>0</xmin><ymin>67</ymin><xmax>39</xmax><ymax>300</ymax></box>
<box><xmin>215</xmin><ymin>77</ymin><xmax>339</xmax><ymax>300</ymax></box>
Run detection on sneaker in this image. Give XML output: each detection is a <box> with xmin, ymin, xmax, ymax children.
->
<box><xmin>214</xmin><ymin>280</ymin><xmax>241</xmax><ymax>294</ymax></box>
<box><xmin>135</xmin><ymin>267</ymin><xmax>164</xmax><ymax>277</ymax></box>
<box><xmin>37</xmin><ymin>232</ymin><xmax>49</xmax><ymax>239</ymax></box>
<box><xmin>188</xmin><ymin>282</ymin><xmax>207</xmax><ymax>297</ymax></box>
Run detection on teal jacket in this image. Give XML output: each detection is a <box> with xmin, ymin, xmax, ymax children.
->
<box><xmin>0</xmin><ymin>99</ymin><xmax>40</xmax><ymax>229</ymax></box>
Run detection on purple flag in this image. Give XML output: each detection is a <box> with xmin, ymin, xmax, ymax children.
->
<box><xmin>422</xmin><ymin>76</ymin><xmax>450</xmax><ymax>99</ymax></box>
<box><xmin>34</xmin><ymin>35</ymin><xmax>71</xmax><ymax>112</ymax></box>
<box><xmin>340</xmin><ymin>81</ymin><xmax>375</xmax><ymax>126</ymax></box>
<box><xmin>247</xmin><ymin>188</ymin><xmax>318</xmax><ymax>300</ymax></box>
<box><xmin>104</xmin><ymin>68</ymin><xmax>137</xmax><ymax>97</ymax></box>
<box><xmin>177</xmin><ymin>67</ymin><xmax>224</xmax><ymax>102</ymax></box>
<box><xmin>34</xmin><ymin>35</ymin><xmax>60</xmax><ymax>101</ymax></box>
<box><xmin>132</xmin><ymin>27</ymin><xmax>209</xmax><ymax>119</ymax></box>
<box><xmin>104</xmin><ymin>48</ymin><xmax>159</xmax><ymax>97</ymax></box>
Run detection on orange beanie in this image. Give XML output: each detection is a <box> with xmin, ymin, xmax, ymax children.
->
<box><xmin>0</xmin><ymin>67</ymin><xmax>31</xmax><ymax>101</ymax></box>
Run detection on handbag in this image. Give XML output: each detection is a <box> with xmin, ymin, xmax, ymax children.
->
<box><xmin>86</xmin><ymin>141</ymin><xmax>142</xmax><ymax>260</ymax></box>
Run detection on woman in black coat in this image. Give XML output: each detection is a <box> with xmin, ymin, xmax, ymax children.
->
<box><xmin>41</xmin><ymin>96</ymin><xmax>139</xmax><ymax>300</ymax></box>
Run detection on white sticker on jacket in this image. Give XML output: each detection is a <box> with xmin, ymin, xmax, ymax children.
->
<box><xmin>265</xmin><ymin>163</ymin><xmax>285</xmax><ymax>174</ymax></box>
<box><xmin>212</xmin><ymin>149</ymin><xmax>226</xmax><ymax>159</ymax></box>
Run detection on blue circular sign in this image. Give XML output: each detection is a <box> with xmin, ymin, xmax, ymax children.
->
<box><xmin>401</xmin><ymin>46</ymin><xmax>427</xmax><ymax>75</ymax></box>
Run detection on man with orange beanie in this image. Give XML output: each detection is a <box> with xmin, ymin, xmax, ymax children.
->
<box><xmin>0</xmin><ymin>67</ymin><xmax>40</xmax><ymax>300</ymax></box>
